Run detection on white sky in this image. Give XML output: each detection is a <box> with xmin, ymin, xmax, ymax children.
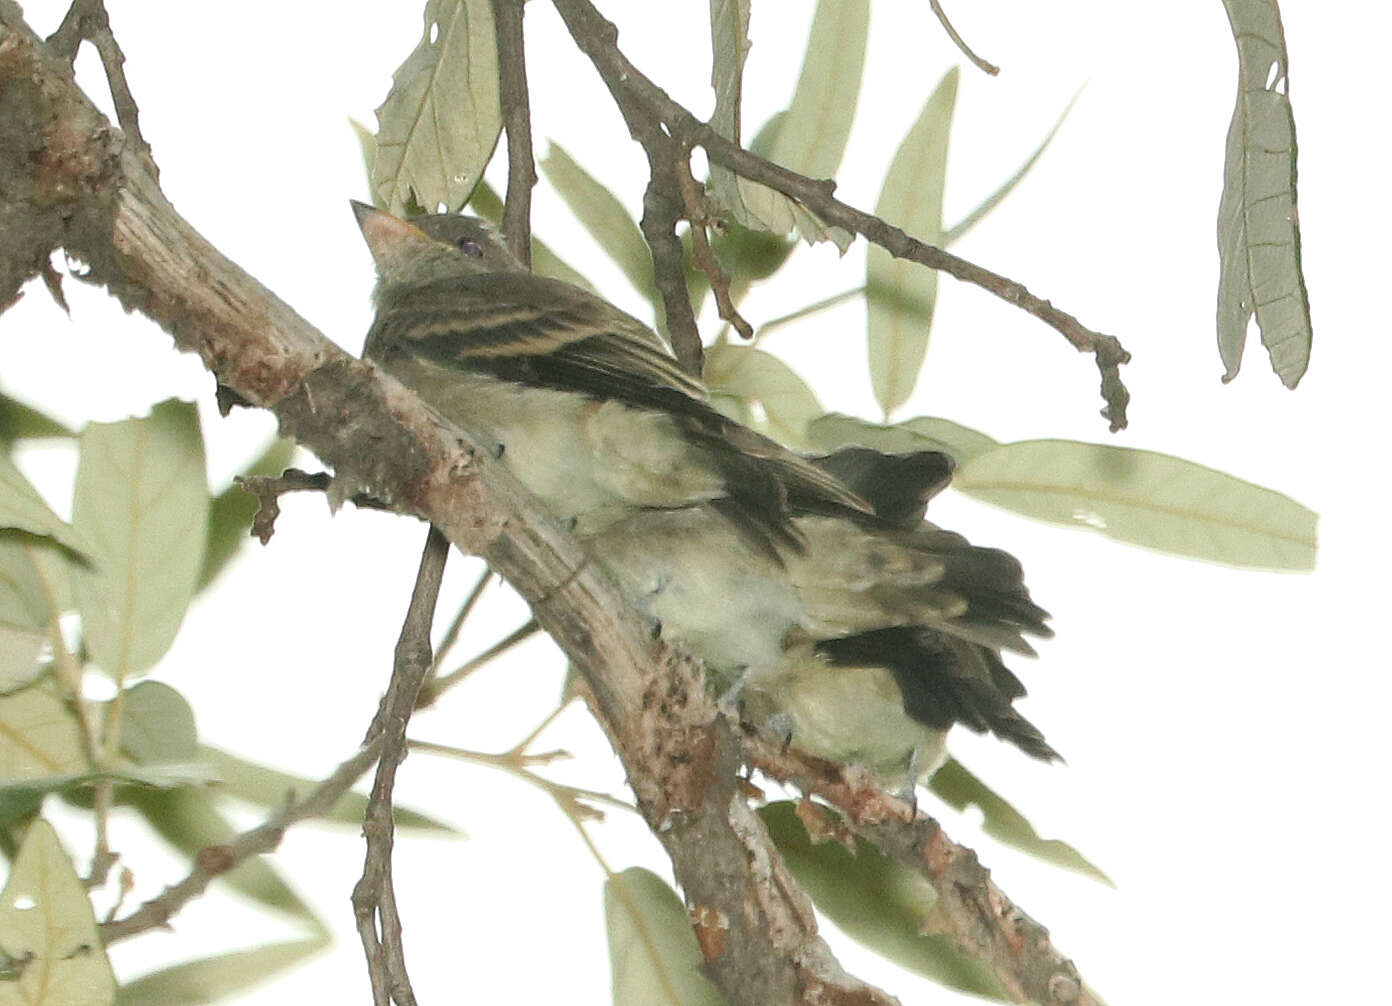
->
<box><xmin>3</xmin><ymin>2</ymin><xmax>1388</xmax><ymax>1004</ymax></box>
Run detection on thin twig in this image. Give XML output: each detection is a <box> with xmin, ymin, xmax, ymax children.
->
<box><xmin>551</xmin><ymin>0</ymin><xmax>1130</xmax><ymax>430</ymax></box>
<box><xmin>417</xmin><ymin>618</ymin><xmax>541</xmax><ymax>707</ymax></box>
<box><xmin>235</xmin><ymin>468</ymin><xmax>390</xmax><ymax>543</ymax></box>
<box><xmin>427</xmin><ymin>566</ymin><xmax>494</xmax><ymax>674</ymax></box>
<box><xmin>755</xmin><ymin>285</ymin><xmax>865</xmax><ymax>340</ymax></box>
<box><xmin>929</xmin><ymin>0</ymin><xmax>1000</xmax><ymax>76</ymax></box>
<box><xmin>100</xmin><ymin>737</ymin><xmax>386</xmax><ymax>944</ymax></box>
<box><xmin>492</xmin><ymin>0</ymin><xmax>536</xmax><ymax>263</ymax></box>
<box><xmin>44</xmin><ymin>0</ymin><xmax>156</xmax><ymax>173</ymax></box>
<box><xmin>675</xmin><ymin>150</ymin><xmax>753</xmax><ymax>341</ymax></box>
<box><xmin>352</xmin><ymin>526</ymin><xmax>450</xmax><ymax>1006</ymax></box>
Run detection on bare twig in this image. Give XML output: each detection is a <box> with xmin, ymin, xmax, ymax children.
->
<box><xmin>675</xmin><ymin>151</ymin><xmax>753</xmax><ymax>341</ymax></box>
<box><xmin>551</xmin><ymin>0</ymin><xmax>1131</xmax><ymax>430</ymax></box>
<box><xmin>492</xmin><ymin>0</ymin><xmax>535</xmax><ymax>264</ymax></box>
<box><xmin>101</xmin><ymin>737</ymin><xmax>386</xmax><ymax>944</ymax></box>
<box><xmin>45</xmin><ymin>0</ymin><xmax>156</xmax><ymax>174</ymax></box>
<box><xmin>235</xmin><ymin>468</ymin><xmax>390</xmax><ymax>543</ymax></box>
<box><xmin>929</xmin><ymin>0</ymin><xmax>1000</xmax><ymax>77</ymax></box>
<box><xmin>353</xmin><ymin>526</ymin><xmax>450</xmax><ymax>1006</ymax></box>
<box><xmin>417</xmin><ymin>618</ymin><xmax>541</xmax><ymax>707</ymax></box>
<box><xmin>427</xmin><ymin>566</ymin><xmax>494</xmax><ymax>674</ymax></box>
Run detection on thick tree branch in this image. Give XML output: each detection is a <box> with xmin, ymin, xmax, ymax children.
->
<box><xmin>551</xmin><ymin>0</ymin><xmax>1131</xmax><ymax>430</ymax></box>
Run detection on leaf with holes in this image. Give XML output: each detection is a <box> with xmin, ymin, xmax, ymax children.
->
<box><xmin>372</xmin><ymin>0</ymin><xmax>502</xmax><ymax>215</ymax></box>
<box><xmin>930</xmin><ymin>758</ymin><xmax>1111</xmax><ymax>884</ymax></box>
<box><xmin>0</xmin><ymin>819</ymin><xmax>115</xmax><ymax>1006</ymax></box>
<box><xmin>1215</xmin><ymin>0</ymin><xmax>1311</xmax><ymax>386</ymax></box>
<box><xmin>708</xmin><ymin>0</ymin><xmax>865</xmax><ymax>249</ymax></box>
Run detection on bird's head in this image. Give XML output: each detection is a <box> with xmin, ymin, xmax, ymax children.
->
<box><xmin>351</xmin><ymin>201</ymin><xmax>524</xmax><ymax>297</ymax></box>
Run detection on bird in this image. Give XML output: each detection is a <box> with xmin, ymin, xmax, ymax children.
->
<box><xmin>353</xmin><ymin>200</ymin><xmax>869</xmax><ymax>556</ymax></box>
<box><xmin>591</xmin><ymin>447</ymin><xmax>1056</xmax><ymax>785</ymax></box>
<box><xmin>353</xmin><ymin>202</ymin><xmax>1057</xmax><ymax>787</ymax></box>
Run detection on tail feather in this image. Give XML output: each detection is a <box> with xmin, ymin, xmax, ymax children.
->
<box><xmin>816</xmin><ymin>627</ymin><xmax>1059</xmax><ymax>762</ymax></box>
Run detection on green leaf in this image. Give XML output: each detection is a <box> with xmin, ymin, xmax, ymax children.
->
<box><xmin>467</xmin><ymin>182</ymin><xmax>596</xmax><ymax>291</ymax></box>
<box><xmin>0</xmin><ymin>454</ymin><xmax>91</xmax><ymax>558</ymax></box>
<box><xmin>0</xmin><ymin>624</ymin><xmax>48</xmax><ymax>696</ymax></box>
<box><xmin>806</xmin><ymin>413</ymin><xmax>997</xmax><ymax>466</ymax></box>
<box><xmin>760</xmin><ymin>802</ymin><xmax>1006</xmax><ymax>997</ymax></box>
<box><xmin>123</xmin><ymin>787</ymin><xmax>320</xmax><ymax>926</ymax></box>
<box><xmin>0</xmin><ymin>819</ymin><xmax>116</xmax><ymax>1006</ymax></box>
<box><xmin>604</xmin><ymin>867</ymin><xmax>723</xmax><ymax>1006</ymax></box>
<box><xmin>1215</xmin><ymin>0</ymin><xmax>1311</xmax><ymax>387</ymax></box>
<box><xmin>929</xmin><ymin>758</ymin><xmax>1111</xmax><ymax>884</ymax></box>
<box><xmin>868</xmin><ymin>67</ymin><xmax>959</xmax><ymax>418</ymax></box>
<box><xmin>539</xmin><ymin>143</ymin><xmax>658</xmax><ymax>317</ymax></box>
<box><xmin>372</xmin><ymin>0</ymin><xmax>502</xmax><ymax>215</ymax></box>
<box><xmin>349</xmin><ymin>117</ymin><xmax>378</xmax><ymax>206</ymax></box>
<box><xmin>955</xmin><ymin>439</ymin><xmax>1318</xmax><ymax>570</ymax></box>
<box><xmin>71</xmin><ymin>400</ymin><xmax>209</xmax><ymax>679</ymax></box>
<box><xmin>115</xmin><ymin>937</ymin><xmax>328</xmax><ymax>1006</ymax></box>
<box><xmin>707</xmin><ymin>0</ymin><xmax>865</xmax><ymax>249</ymax></box>
<box><xmin>119</xmin><ymin>681</ymin><xmax>198</xmax><ymax>766</ymax></box>
<box><xmin>943</xmin><ymin>92</ymin><xmax>1078</xmax><ymax>245</ymax></box>
<box><xmin>0</xmin><ymin>531</ymin><xmax>74</xmax><ymax>633</ymax></box>
<box><xmin>198</xmin><ymin>438</ymin><xmax>295</xmax><ymax>592</ymax></box>
<box><xmin>0</xmin><ymin>681</ymin><xmax>88</xmax><ymax>787</ymax></box>
<box><xmin>704</xmin><ymin>345</ymin><xmax>823</xmax><ymax>448</ymax></box>
<box><xmin>0</xmin><ymin>395</ymin><xmax>73</xmax><ymax>445</ymax></box>
<box><xmin>199</xmin><ymin>745</ymin><xmax>458</xmax><ymax>834</ymax></box>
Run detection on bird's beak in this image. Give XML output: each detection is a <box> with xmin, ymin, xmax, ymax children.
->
<box><xmin>351</xmin><ymin>200</ymin><xmax>434</xmax><ymax>271</ymax></box>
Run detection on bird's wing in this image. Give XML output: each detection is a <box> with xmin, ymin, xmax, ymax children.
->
<box><xmin>367</xmin><ymin>272</ymin><xmax>873</xmax><ymax>539</ymax></box>
<box><xmin>366</xmin><ymin>272</ymin><xmax>709</xmax><ymax>405</ymax></box>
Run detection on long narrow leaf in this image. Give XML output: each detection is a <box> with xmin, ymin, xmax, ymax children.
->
<box><xmin>604</xmin><ymin>867</ymin><xmax>723</xmax><ymax>1006</ymax></box>
<box><xmin>929</xmin><ymin>758</ymin><xmax>1111</xmax><ymax>884</ymax></box>
<box><xmin>708</xmin><ymin>0</ymin><xmax>865</xmax><ymax>249</ymax></box>
<box><xmin>1215</xmin><ymin>0</ymin><xmax>1311</xmax><ymax>386</ymax></box>
<box><xmin>540</xmin><ymin>143</ymin><xmax>657</xmax><ymax>315</ymax></box>
<box><xmin>955</xmin><ymin>439</ymin><xmax>1317</xmax><ymax>570</ymax></box>
<box><xmin>943</xmin><ymin>92</ymin><xmax>1078</xmax><ymax>245</ymax></box>
<box><xmin>468</xmin><ymin>182</ymin><xmax>595</xmax><ymax>291</ymax></box>
<box><xmin>868</xmin><ymin>68</ymin><xmax>959</xmax><ymax>417</ymax></box>
<box><xmin>116</xmin><ymin>938</ymin><xmax>328</xmax><ymax>1005</ymax></box>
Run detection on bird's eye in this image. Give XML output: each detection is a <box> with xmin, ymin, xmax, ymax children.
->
<box><xmin>457</xmin><ymin>238</ymin><xmax>485</xmax><ymax>258</ymax></box>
